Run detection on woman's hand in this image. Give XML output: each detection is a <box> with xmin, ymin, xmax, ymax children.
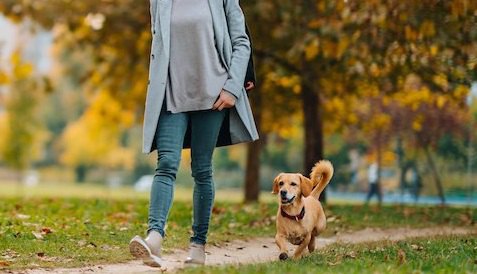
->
<box><xmin>213</xmin><ymin>90</ymin><xmax>236</xmax><ymax>111</ymax></box>
<box><xmin>245</xmin><ymin>81</ymin><xmax>255</xmax><ymax>91</ymax></box>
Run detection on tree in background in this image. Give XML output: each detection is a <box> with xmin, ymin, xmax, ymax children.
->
<box><xmin>0</xmin><ymin>52</ymin><xmax>49</xmax><ymax>180</ymax></box>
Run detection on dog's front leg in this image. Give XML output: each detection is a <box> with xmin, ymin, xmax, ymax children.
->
<box><xmin>293</xmin><ymin>233</ymin><xmax>312</xmax><ymax>260</ymax></box>
<box><xmin>275</xmin><ymin>234</ymin><xmax>289</xmax><ymax>260</ymax></box>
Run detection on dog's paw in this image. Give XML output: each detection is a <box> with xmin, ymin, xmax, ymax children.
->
<box><xmin>279</xmin><ymin>252</ymin><xmax>288</xmax><ymax>261</ymax></box>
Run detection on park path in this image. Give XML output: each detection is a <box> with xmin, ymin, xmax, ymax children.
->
<box><xmin>23</xmin><ymin>226</ymin><xmax>476</xmax><ymax>274</ymax></box>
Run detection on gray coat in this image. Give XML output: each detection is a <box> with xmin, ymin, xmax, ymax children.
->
<box><xmin>143</xmin><ymin>0</ymin><xmax>259</xmax><ymax>153</ymax></box>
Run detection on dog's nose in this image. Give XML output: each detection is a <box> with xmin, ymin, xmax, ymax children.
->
<box><xmin>280</xmin><ymin>190</ymin><xmax>287</xmax><ymax>197</ymax></box>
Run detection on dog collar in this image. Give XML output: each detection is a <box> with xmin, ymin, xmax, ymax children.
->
<box><xmin>280</xmin><ymin>206</ymin><xmax>305</xmax><ymax>221</ymax></box>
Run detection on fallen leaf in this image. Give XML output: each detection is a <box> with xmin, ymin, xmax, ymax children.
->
<box><xmin>16</xmin><ymin>214</ymin><xmax>30</xmax><ymax>220</ymax></box>
<box><xmin>119</xmin><ymin>227</ymin><xmax>128</xmax><ymax>231</ymax></box>
<box><xmin>212</xmin><ymin>206</ymin><xmax>226</xmax><ymax>214</ymax></box>
<box><xmin>41</xmin><ymin>227</ymin><xmax>53</xmax><ymax>235</ymax></box>
<box><xmin>410</xmin><ymin>244</ymin><xmax>424</xmax><ymax>251</ymax></box>
<box><xmin>328</xmin><ymin>260</ymin><xmax>341</xmax><ymax>266</ymax></box>
<box><xmin>0</xmin><ymin>261</ymin><xmax>10</xmax><ymax>266</ymax></box>
<box><xmin>32</xmin><ymin>231</ymin><xmax>44</xmax><ymax>240</ymax></box>
<box><xmin>397</xmin><ymin>249</ymin><xmax>406</xmax><ymax>265</ymax></box>
<box><xmin>345</xmin><ymin>251</ymin><xmax>357</xmax><ymax>259</ymax></box>
<box><xmin>327</xmin><ymin>216</ymin><xmax>337</xmax><ymax>223</ymax></box>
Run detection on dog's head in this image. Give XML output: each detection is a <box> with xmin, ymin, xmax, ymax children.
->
<box><xmin>272</xmin><ymin>173</ymin><xmax>313</xmax><ymax>205</ymax></box>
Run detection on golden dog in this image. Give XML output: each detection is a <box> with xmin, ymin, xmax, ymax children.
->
<box><xmin>272</xmin><ymin>160</ymin><xmax>334</xmax><ymax>260</ymax></box>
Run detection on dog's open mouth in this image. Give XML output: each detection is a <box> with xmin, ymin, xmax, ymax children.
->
<box><xmin>281</xmin><ymin>195</ymin><xmax>295</xmax><ymax>204</ymax></box>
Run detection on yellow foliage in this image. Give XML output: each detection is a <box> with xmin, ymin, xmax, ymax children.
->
<box><xmin>382</xmin><ymin>150</ymin><xmax>396</xmax><ymax>166</ymax></box>
<box><xmin>336</xmin><ymin>37</ymin><xmax>349</xmax><ymax>59</ymax></box>
<box><xmin>369</xmin><ymin>63</ymin><xmax>380</xmax><ymax>77</ymax></box>
<box><xmin>11</xmin><ymin>52</ymin><xmax>33</xmax><ymax>80</ymax></box>
<box><xmin>60</xmin><ymin>91</ymin><xmax>135</xmax><ymax>169</ymax></box>
<box><xmin>0</xmin><ymin>114</ymin><xmax>9</xmax><ymax>158</ymax></box>
<box><xmin>412</xmin><ymin>119</ymin><xmax>422</xmax><ymax>131</ymax></box>
<box><xmin>405</xmin><ymin>26</ymin><xmax>417</xmax><ymax>41</ymax></box>
<box><xmin>420</xmin><ymin>20</ymin><xmax>436</xmax><ymax>38</ymax></box>
<box><xmin>436</xmin><ymin>95</ymin><xmax>446</xmax><ymax>109</ymax></box>
<box><xmin>432</xmin><ymin>73</ymin><xmax>448</xmax><ymax>90</ymax></box>
<box><xmin>453</xmin><ymin>85</ymin><xmax>469</xmax><ymax>100</ymax></box>
<box><xmin>0</xmin><ymin>71</ymin><xmax>8</xmax><ymax>85</ymax></box>
<box><xmin>304</xmin><ymin>38</ymin><xmax>319</xmax><ymax>60</ymax></box>
<box><xmin>430</xmin><ymin>44</ymin><xmax>439</xmax><ymax>56</ymax></box>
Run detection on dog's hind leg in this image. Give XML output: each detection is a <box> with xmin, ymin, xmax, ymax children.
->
<box><xmin>307</xmin><ymin>236</ymin><xmax>316</xmax><ymax>252</ymax></box>
<box><xmin>293</xmin><ymin>233</ymin><xmax>312</xmax><ymax>260</ymax></box>
<box><xmin>275</xmin><ymin>234</ymin><xmax>289</xmax><ymax>260</ymax></box>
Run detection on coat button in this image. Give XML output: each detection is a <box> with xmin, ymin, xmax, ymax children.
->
<box><xmin>148</xmin><ymin>80</ymin><xmax>150</xmax><ymax>85</ymax></box>
<box><xmin>153</xmin><ymin>30</ymin><xmax>156</xmax><ymax>34</ymax></box>
<box><xmin>151</xmin><ymin>54</ymin><xmax>155</xmax><ymax>59</ymax></box>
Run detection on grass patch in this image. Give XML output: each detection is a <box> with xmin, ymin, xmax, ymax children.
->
<box><xmin>0</xmin><ymin>196</ymin><xmax>475</xmax><ymax>270</ymax></box>
<box><xmin>182</xmin><ymin>235</ymin><xmax>477</xmax><ymax>274</ymax></box>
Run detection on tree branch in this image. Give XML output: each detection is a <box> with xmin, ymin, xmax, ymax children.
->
<box><xmin>254</xmin><ymin>48</ymin><xmax>301</xmax><ymax>74</ymax></box>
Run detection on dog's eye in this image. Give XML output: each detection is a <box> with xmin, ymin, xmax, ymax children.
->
<box><xmin>279</xmin><ymin>181</ymin><xmax>284</xmax><ymax>186</ymax></box>
<box><xmin>290</xmin><ymin>182</ymin><xmax>297</xmax><ymax>186</ymax></box>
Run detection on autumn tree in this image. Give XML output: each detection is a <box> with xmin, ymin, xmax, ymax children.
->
<box><xmin>0</xmin><ymin>52</ymin><xmax>49</xmax><ymax>180</ymax></box>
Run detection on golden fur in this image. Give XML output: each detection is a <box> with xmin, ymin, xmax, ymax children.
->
<box><xmin>272</xmin><ymin>160</ymin><xmax>334</xmax><ymax>260</ymax></box>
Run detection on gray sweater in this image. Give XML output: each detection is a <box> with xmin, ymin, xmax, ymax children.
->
<box><xmin>166</xmin><ymin>0</ymin><xmax>229</xmax><ymax>113</ymax></box>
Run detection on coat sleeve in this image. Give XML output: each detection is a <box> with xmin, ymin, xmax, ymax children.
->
<box><xmin>222</xmin><ymin>0</ymin><xmax>251</xmax><ymax>99</ymax></box>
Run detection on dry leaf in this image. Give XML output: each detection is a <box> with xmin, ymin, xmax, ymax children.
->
<box><xmin>397</xmin><ymin>249</ymin><xmax>406</xmax><ymax>265</ymax></box>
<box><xmin>41</xmin><ymin>227</ymin><xmax>53</xmax><ymax>235</ymax></box>
<box><xmin>0</xmin><ymin>261</ymin><xmax>10</xmax><ymax>266</ymax></box>
<box><xmin>327</xmin><ymin>216</ymin><xmax>337</xmax><ymax>223</ymax></box>
<box><xmin>410</xmin><ymin>244</ymin><xmax>424</xmax><ymax>251</ymax></box>
<box><xmin>16</xmin><ymin>214</ymin><xmax>30</xmax><ymax>220</ymax></box>
<box><xmin>32</xmin><ymin>231</ymin><xmax>44</xmax><ymax>240</ymax></box>
<box><xmin>345</xmin><ymin>251</ymin><xmax>357</xmax><ymax>259</ymax></box>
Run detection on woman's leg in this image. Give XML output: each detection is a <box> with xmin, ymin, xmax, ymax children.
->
<box><xmin>148</xmin><ymin>108</ymin><xmax>188</xmax><ymax>237</ymax></box>
<box><xmin>189</xmin><ymin>109</ymin><xmax>226</xmax><ymax>245</ymax></box>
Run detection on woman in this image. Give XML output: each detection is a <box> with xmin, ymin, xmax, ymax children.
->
<box><xmin>129</xmin><ymin>0</ymin><xmax>258</xmax><ymax>267</ymax></box>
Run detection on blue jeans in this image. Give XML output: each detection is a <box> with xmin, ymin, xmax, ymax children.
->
<box><xmin>147</xmin><ymin>106</ymin><xmax>226</xmax><ymax>245</ymax></box>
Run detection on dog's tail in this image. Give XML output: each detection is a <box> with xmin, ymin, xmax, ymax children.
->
<box><xmin>309</xmin><ymin>160</ymin><xmax>334</xmax><ymax>199</ymax></box>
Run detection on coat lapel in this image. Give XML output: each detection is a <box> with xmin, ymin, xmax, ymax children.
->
<box><xmin>207</xmin><ymin>0</ymin><xmax>227</xmax><ymax>69</ymax></box>
<box><xmin>158</xmin><ymin>0</ymin><xmax>172</xmax><ymax>53</ymax></box>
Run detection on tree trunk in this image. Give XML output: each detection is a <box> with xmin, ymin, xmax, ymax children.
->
<box><xmin>244</xmin><ymin>138</ymin><xmax>263</xmax><ymax>202</ymax></box>
<box><xmin>244</xmin><ymin>87</ymin><xmax>264</xmax><ymax>203</ymax></box>
<box><xmin>423</xmin><ymin>145</ymin><xmax>446</xmax><ymax>204</ymax></box>
<box><xmin>301</xmin><ymin>72</ymin><xmax>325</xmax><ymax>202</ymax></box>
<box><xmin>375</xmin><ymin>134</ymin><xmax>383</xmax><ymax>205</ymax></box>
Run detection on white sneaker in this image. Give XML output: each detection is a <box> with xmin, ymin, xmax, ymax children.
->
<box><xmin>184</xmin><ymin>242</ymin><xmax>206</xmax><ymax>265</ymax></box>
<box><xmin>129</xmin><ymin>231</ymin><xmax>163</xmax><ymax>267</ymax></box>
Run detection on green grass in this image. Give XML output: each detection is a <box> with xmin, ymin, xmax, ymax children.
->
<box><xmin>182</xmin><ymin>235</ymin><xmax>477</xmax><ymax>274</ymax></box>
<box><xmin>0</xmin><ymin>196</ymin><xmax>475</xmax><ymax>270</ymax></box>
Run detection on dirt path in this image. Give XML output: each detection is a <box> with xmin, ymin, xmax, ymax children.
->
<box><xmin>22</xmin><ymin>226</ymin><xmax>476</xmax><ymax>274</ymax></box>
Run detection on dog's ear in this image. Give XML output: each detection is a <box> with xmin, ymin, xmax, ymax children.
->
<box><xmin>272</xmin><ymin>174</ymin><xmax>282</xmax><ymax>194</ymax></box>
<box><xmin>299</xmin><ymin>174</ymin><xmax>313</xmax><ymax>197</ymax></box>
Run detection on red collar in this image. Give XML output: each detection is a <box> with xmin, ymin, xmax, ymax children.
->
<box><xmin>280</xmin><ymin>206</ymin><xmax>305</xmax><ymax>221</ymax></box>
